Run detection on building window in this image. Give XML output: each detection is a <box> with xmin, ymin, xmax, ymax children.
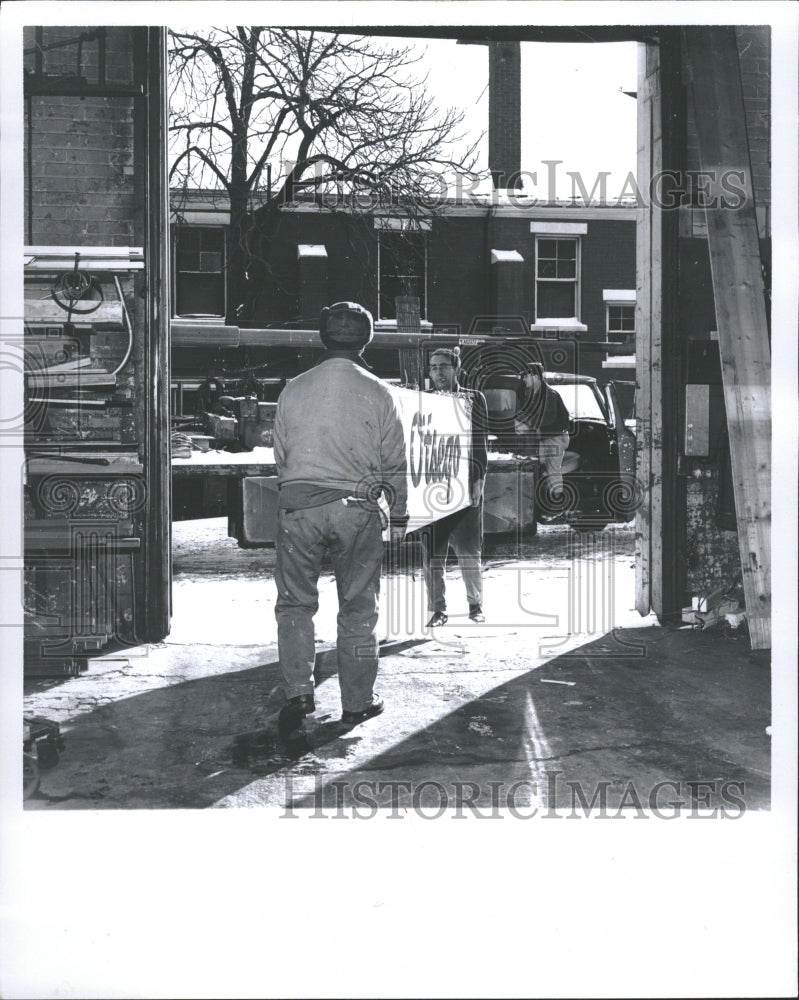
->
<box><xmin>173</xmin><ymin>226</ymin><xmax>226</xmax><ymax>317</ymax></box>
<box><xmin>602</xmin><ymin>290</ymin><xmax>636</xmax><ymax>368</ymax></box>
<box><xmin>606</xmin><ymin>303</ymin><xmax>636</xmax><ymax>346</ymax></box>
<box><xmin>534</xmin><ymin>237</ymin><xmax>580</xmax><ymax>322</ymax></box>
<box><xmin>377</xmin><ymin>229</ymin><xmax>427</xmax><ymax>322</ymax></box>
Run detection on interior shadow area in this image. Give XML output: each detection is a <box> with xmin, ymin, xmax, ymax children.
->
<box><xmin>22</xmin><ymin>638</ymin><xmax>427</xmax><ymax>810</ymax></box>
<box><xmin>287</xmin><ymin>626</ymin><xmax>770</xmax><ymax>814</ymax></box>
<box><xmin>23</xmin><ymin>649</ymin><xmax>341</xmax><ymax>809</ymax></box>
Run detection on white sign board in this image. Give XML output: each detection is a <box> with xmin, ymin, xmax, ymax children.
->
<box><xmin>387</xmin><ymin>384</ymin><xmax>475</xmax><ymax>532</ymax></box>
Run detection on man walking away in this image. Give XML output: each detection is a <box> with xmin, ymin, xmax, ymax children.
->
<box><xmin>421</xmin><ymin>347</ymin><xmax>489</xmax><ymax>627</ymax></box>
<box><xmin>273</xmin><ymin>302</ymin><xmax>408</xmax><ymax>737</ymax></box>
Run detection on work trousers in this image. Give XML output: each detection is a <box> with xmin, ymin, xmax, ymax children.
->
<box><xmin>538</xmin><ymin>431</ymin><xmax>570</xmax><ymax>497</ymax></box>
<box><xmin>274</xmin><ymin>499</ymin><xmax>384</xmax><ymax>713</ymax></box>
<box><xmin>420</xmin><ymin>502</ymin><xmax>483</xmax><ymax>614</ymax></box>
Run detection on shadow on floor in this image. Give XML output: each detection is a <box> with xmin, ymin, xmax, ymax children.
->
<box><xmin>290</xmin><ymin>624</ymin><xmax>771</xmax><ymax>813</ymax></box>
<box><xmin>24</xmin><ymin>624</ymin><xmax>769</xmax><ymax>812</ymax></box>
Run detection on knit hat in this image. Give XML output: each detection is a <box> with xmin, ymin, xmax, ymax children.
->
<box><xmin>319</xmin><ymin>301</ymin><xmax>374</xmax><ymax>350</ymax></box>
<box><xmin>429</xmin><ymin>346</ymin><xmax>461</xmax><ymax>370</ymax></box>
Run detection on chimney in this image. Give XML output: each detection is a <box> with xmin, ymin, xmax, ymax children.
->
<box><xmin>488</xmin><ymin>41</ymin><xmax>522</xmax><ymax>190</ymax></box>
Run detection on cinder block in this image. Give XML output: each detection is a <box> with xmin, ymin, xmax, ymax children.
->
<box><xmin>483</xmin><ymin>466</ymin><xmax>538</xmax><ymax>535</ymax></box>
<box><xmin>234</xmin><ymin>476</ymin><xmax>280</xmax><ymax>547</ymax></box>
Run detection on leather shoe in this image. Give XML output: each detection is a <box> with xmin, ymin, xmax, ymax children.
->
<box><xmin>341</xmin><ymin>695</ymin><xmax>384</xmax><ymax>725</ymax></box>
<box><xmin>278</xmin><ymin>693</ymin><xmax>315</xmax><ymax>736</ymax></box>
<box><xmin>426</xmin><ymin>611</ymin><xmax>448</xmax><ymax>628</ymax></box>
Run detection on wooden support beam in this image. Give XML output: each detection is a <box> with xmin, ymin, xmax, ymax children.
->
<box><xmin>634</xmin><ymin>42</ymin><xmax>656</xmax><ymax>616</ymax></box>
<box><xmin>685</xmin><ymin>27</ymin><xmax>771</xmax><ymax>649</ymax></box>
<box><xmin>635</xmin><ymin>34</ymin><xmax>684</xmax><ymax>622</ymax></box>
<box><xmin>136</xmin><ymin>28</ymin><xmax>173</xmax><ymax>643</ymax></box>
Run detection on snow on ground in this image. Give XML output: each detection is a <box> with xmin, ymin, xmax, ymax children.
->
<box><xmin>169</xmin><ymin>516</ymin><xmax>644</xmax><ymax>652</ymax></box>
<box><xmin>24</xmin><ymin>517</ymin><xmax>648</xmax><ymax>729</ymax></box>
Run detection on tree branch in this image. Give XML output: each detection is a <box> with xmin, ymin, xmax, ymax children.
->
<box><xmin>169</xmin><ymin>144</ymin><xmax>231</xmax><ymax>189</ymax></box>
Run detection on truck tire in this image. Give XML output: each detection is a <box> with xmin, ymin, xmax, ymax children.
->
<box><xmin>23</xmin><ymin>752</ymin><xmax>40</xmax><ymax>799</ymax></box>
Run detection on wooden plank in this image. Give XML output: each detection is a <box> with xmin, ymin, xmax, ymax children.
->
<box><xmin>24</xmin><ymin>258</ymin><xmax>144</xmax><ymax>272</ymax></box>
<box><xmin>172</xmin><ymin>460</ymin><xmax>278</xmax><ymax>479</ymax></box>
<box><xmin>26</xmin><ymin>518</ymin><xmax>134</xmax><ymax>534</ymax></box>
<box><xmin>24</xmin><ymin>246</ymin><xmax>144</xmax><ymax>271</ymax></box>
<box><xmin>648</xmin><ymin>44</ymin><xmax>666</xmax><ymax>618</ymax></box>
<box><xmin>657</xmin><ymin>33</ymin><xmax>687</xmax><ymax>619</ymax></box>
<box><xmin>24</xmin><ymin>299</ymin><xmax>124</xmax><ymax>325</ymax></box>
<box><xmin>170</xmin><ymin>319</ymin><xmax>240</xmax><ymax>347</ymax></box>
<box><xmin>27</xmin><ymin>372</ymin><xmax>117</xmax><ymax>388</ymax></box>
<box><xmin>635</xmin><ymin>34</ymin><xmax>684</xmax><ymax>622</ymax></box>
<box><xmin>172</xmin><ymin>452</ymin><xmax>525</xmax><ymax>478</ymax></box>
<box><xmin>685</xmin><ymin>27</ymin><xmax>771</xmax><ymax>649</ymax></box>
<box><xmin>635</xmin><ymin>42</ymin><xmax>657</xmax><ymax>616</ymax></box>
<box><xmin>26</xmin><ymin>532</ymin><xmax>140</xmax><ymax>553</ymax></box>
<box><xmin>25</xmin><ymin>458</ymin><xmax>144</xmax><ymax>475</ymax></box>
<box><xmin>25</xmin><ymin>246</ymin><xmax>144</xmax><ymax>258</ymax></box>
<box><xmin>136</xmin><ymin>28</ymin><xmax>173</xmax><ymax>643</ymax></box>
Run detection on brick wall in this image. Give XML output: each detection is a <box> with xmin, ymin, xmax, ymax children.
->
<box><xmin>433</xmin><ymin>213</ymin><xmax>636</xmax><ymax>374</ymax></box>
<box><xmin>735</xmin><ymin>25</ymin><xmax>770</xmax><ymax>211</ymax></box>
<box><xmin>488</xmin><ymin>42</ymin><xmax>522</xmax><ymax>188</ymax></box>
<box><xmin>204</xmin><ymin>203</ymin><xmax>636</xmax><ymax>381</ymax></box>
<box><xmin>24</xmin><ymin>27</ymin><xmax>137</xmax><ymax>246</ymax></box>
<box><xmin>685</xmin><ymin>479</ymin><xmax>741</xmax><ymax>596</ymax></box>
<box><xmin>579</xmin><ymin>219</ymin><xmax>638</xmax><ymax>381</ymax></box>
<box><xmin>685</xmin><ymin>25</ymin><xmax>770</xmax><ymax>214</ymax></box>
<box><xmin>25</xmin><ymin>96</ymin><xmax>136</xmax><ymax>246</ymax></box>
<box><xmin>247</xmin><ymin>211</ymin><xmax>377</xmax><ymax>326</ymax></box>
<box><xmin>428</xmin><ymin>215</ymin><xmax>489</xmax><ymax>332</ymax></box>
<box><xmin>24</xmin><ymin>25</ymin><xmax>134</xmax><ymax>82</ymax></box>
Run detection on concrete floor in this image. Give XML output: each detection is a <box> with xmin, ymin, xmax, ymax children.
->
<box><xmin>23</xmin><ymin>518</ymin><xmax>771</xmax><ymax>813</ymax></box>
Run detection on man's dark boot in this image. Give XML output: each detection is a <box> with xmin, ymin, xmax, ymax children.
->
<box><xmin>341</xmin><ymin>694</ymin><xmax>384</xmax><ymax>725</ymax></box>
<box><xmin>278</xmin><ymin>693</ymin><xmax>315</xmax><ymax>739</ymax></box>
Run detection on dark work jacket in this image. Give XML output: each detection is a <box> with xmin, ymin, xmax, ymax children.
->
<box><xmin>468</xmin><ymin>389</ymin><xmax>489</xmax><ymax>484</ymax></box>
<box><xmin>515</xmin><ymin>379</ymin><xmax>570</xmax><ymax>435</ymax></box>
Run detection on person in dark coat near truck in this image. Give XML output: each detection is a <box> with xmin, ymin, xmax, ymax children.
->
<box><xmin>514</xmin><ymin>362</ymin><xmax>571</xmax><ymax>523</ymax></box>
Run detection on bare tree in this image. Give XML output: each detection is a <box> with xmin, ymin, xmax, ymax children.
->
<box><xmin>169</xmin><ymin>27</ymin><xmax>479</xmax><ymax>323</ymax></box>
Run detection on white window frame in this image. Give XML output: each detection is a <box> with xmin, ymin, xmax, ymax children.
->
<box><xmin>375</xmin><ymin>218</ymin><xmax>430</xmax><ymax>326</ymax></box>
<box><xmin>602</xmin><ymin>288</ymin><xmax>636</xmax><ymax>369</ymax></box>
<box><xmin>529</xmin><ymin>222</ymin><xmax>587</xmax><ymax>332</ymax></box>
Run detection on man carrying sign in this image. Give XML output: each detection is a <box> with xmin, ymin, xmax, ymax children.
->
<box><xmin>421</xmin><ymin>347</ymin><xmax>489</xmax><ymax>627</ymax></box>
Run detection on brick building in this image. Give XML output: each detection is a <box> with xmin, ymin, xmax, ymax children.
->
<box><xmin>170</xmin><ymin>190</ymin><xmax>638</xmax><ymax>385</ymax></box>
<box><xmin>169</xmin><ymin>37</ymin><xmax>638</xmax><ymax>386</ymax></box>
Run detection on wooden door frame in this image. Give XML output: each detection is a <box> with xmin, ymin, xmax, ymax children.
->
<box><xmin>135</xmin><ymin>27</ymin><xmax>172</xmax><ymax>642</ymax></box>
<box><xmin>635</xmin><ymin>31</ymin><xmax>684</xmax><ymax>622</ymax></box>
